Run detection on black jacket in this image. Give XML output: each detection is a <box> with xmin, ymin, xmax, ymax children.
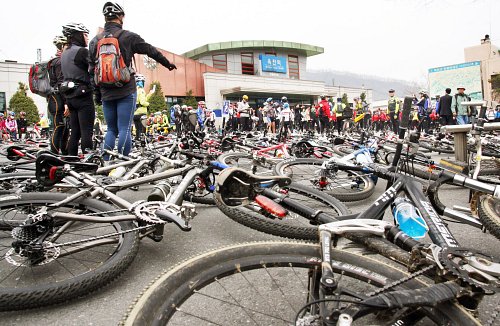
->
<box><xmin>89</xmin><ymin>22</ymin><xmax>173</xmax><ymax>101</ymax></box>
<box><xmin>439</xmin><ymin>94</ymin><xmax>453</xmax><ymax>116</ymax></box>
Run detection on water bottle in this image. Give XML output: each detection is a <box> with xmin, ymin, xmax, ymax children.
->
<box><xmin>391</xmin><ymin>197</ymin><xmax>428</xmax><ymax>240</ymax></box>
<box><xmin>109</xmin><ymin>166</ymin><xmax>127</xmax><ymax>178</ymax></box>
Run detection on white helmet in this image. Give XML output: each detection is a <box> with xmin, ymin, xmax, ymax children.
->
<box><xmin>102</xmin><ymin>2</ymin><xmax>125</xmax><ymax>17</ymax></box>
<box><xmin>53</xmin><ymin>35</ymin><xmax>67</xmax><ymax>47</ymax></box>
<box><xmin>181</xmin><ymin>105</ymin><xmax>188</xmax><ymax>109</ymax></box>
<box><xmin>135</xmin><ymin>74</ymin><xmax>146</xmax><ymax>82</ymax></box>
<box><xmin>62</xmin><ymin>23</ymin><xmax>90</xmax><ymax>37</ymax></box>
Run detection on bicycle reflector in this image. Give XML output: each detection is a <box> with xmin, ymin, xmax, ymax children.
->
<box><xmin>255</xmin><ymin>195</ymin><xmax>287</xmax><ymax>218</ymax></box>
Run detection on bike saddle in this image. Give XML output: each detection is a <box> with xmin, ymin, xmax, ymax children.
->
<box><xmin>220</xmin><ymin>137</ymin><xmax>237</xmax><ymax>150</ymax></box>
<box><xmin>6</xmin><ymin>145</ymin><xmax>30</xmax><ymax>161</ymax></box>
<box><xmin>215</xmin><ymin>167</ymin><xmax>291</xmax><ymax>206</ymax></box>
<box><xmin>36</xmin><ymin>152</ymin><xmax>99</xmax><ymax>187</ymax></box>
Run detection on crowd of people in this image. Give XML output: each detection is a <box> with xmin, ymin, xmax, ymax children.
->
<box><xmin>10</xmin><ymin>1</ymin><xmax>500</xmax><ymax>155</ymax></box>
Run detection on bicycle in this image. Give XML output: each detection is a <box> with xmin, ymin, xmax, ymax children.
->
<box><xmin>122</xmin><ymin>162</ymin><xmax>500</xmax><ymax>325</ymax></box>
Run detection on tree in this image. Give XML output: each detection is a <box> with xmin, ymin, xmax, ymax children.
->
<box><xmin>360</xmin><ymin>92</ymin><xmax>366</xmax><ymax>102</ymax></box>
<box><xmin>148</xmin><ymin>81</ymin><xmax>167</xmax><ymax>113</ymax></box>
<box><xmin>8</xmin><ymin>82</ymin><xmax>39</xmax><ymax>124</ymax></box>
<box><xmin>341</xmin><ymin>93</ymin><xmax>350</xmax><ymax>107</ymax></box>
<box><xmin>184</xmin><ymin>89</ymin><xmax>198</xmax><ymax>108</ymax></box>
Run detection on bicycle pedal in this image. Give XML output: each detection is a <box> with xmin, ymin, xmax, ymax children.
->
<box><xmin>147</xmin><ymin>234</ymin><xmax>164</xmax><ymax>242</ymax></box>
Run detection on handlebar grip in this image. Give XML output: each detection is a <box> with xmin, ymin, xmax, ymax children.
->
<box><xmin>399</xmin><ymin>96</ymin><xmax>413</xmax><ymax>130</ymax></box>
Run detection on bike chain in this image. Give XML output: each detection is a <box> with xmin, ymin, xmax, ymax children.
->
<box><xmin>365</xmin><ymin>264</ymin><xmax>435</xmax><ymax>298</ymax></box>
<box><xmin>50</xmin><ymin>225</ymin><xmax>153</xmax><ymax>248</ymax></box>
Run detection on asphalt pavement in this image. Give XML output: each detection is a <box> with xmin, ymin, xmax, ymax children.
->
<box><xmin>0</xmin><ymin>153</ymin><xmax>498</xmax><ymax>326</ymax></box>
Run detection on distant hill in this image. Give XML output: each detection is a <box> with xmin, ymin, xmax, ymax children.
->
<box><xmin>303</xmin><ymin>69</ymin><xmax>424</xmax><ymax>101</ymax></box>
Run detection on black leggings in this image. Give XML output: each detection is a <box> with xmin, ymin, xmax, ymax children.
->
<box><xmin>66</xmin><ymin>95</ymin><xmax>95</xmax><ymax>155</ymax></box>
<box><xmin>133</xmin><ymin>115</ymin><xmax>145</xmax><ymax>140</ymax></box>
<box><xmin>48</xmin><ymin>94</ymin><xmax>69</xmax><ymax>154</ymax></box>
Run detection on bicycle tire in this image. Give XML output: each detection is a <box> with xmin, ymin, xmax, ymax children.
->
<box><xmin>478</xmin><ymin>195</ymin><xmax>500</xmax><ymax>240</ymax></box>
<box><xmin>273</xmin><ymin>158</ymin><xmax>375</xmax><ymax>202</ymax></box>
<box><xmin>0</xmin><ymin>172</ymin><xmax>37</xmax><ymax>192</ymax></box>
<box><xmin>123</xmin><ymin>241</ymin><xmax>478</xmax><ymax>326</ymax></box>
<box><xmin>384</xmin><ymin>152</ymin><xmax>440</xmax><ymax>181</ymax></box>
<box><xmin>218</xmin><ymin>151</ymin><xmax>276</xmax><ymax>175</ymax></box>
<box><xmin>0</xmin><ymin>192</ymin><xmax>140</xmax><ymax>310</ymax></box>
<box><xmin>214</xmin><ymin>182</ymin><xmax>349</xmax><ymax>240</ymax></box>
<box><xmin>419</xmin><ymin>140</ymin><xmax>454</xmax><ymax>154</ymax></box>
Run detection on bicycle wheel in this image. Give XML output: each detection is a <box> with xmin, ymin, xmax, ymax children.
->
<box><xmin>478</xmin><ymin>194</ymin><xmax>500</xmax><ymax>240</ymax></box>
<box><xmin>0</xmin><ymin>192</ymin><xmax>139</xmax><ymax>310</ymax></box>
<box><xmin>0</xmin><ymin>172</ymin><xmax>37</xmax><ymax>192</ymax></box>
<box><xmin>218</xmin><ymin>152</ymin><xmax>275</xmax><ymax>175</ymax></box>
<box><xmin>274</xmin><ymin>158</ymin><xmax>375</xmax><ymax>202</ymax></box>
<box><xmin>123</xmin><ymin>241</ymin><xmax>477</xmax><ymax>326</ymax></box>
<box><xmin>215</xmin><ymin>182</ymin><xmax>349</xmax><ymax>240</ymax></box>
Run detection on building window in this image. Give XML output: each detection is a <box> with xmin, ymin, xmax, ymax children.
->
<box><xmin>241</xmin><ymin>52</ymin><xmax>254</xmax><ymax>75</ymax></box>
<box><xmin>265</xmin><ymin>51</ymin><xmax>277</xmax><ymax>56</ymax></box>
<box><xmin>288</xmin><ymin>55</ymin><xmax>299</xmax><ymax>79</ymax></box>
<box><xmin>212</xmin><ymin>54</ymin><xmax>227</xmax><ymax>71</ymax></box>
<box><xmin>0</xmin><ymin>92</ymin><xmax>5</xmax><ymax>111</ymax></box>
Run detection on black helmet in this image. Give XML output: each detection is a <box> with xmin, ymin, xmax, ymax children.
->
<box><xmin>103</xmin><ymin>2</ymin><xmax>125</xmax><ymax>17</ymax></box>
<box><xmin>281</xmin><ymin>96</ymin><xmax>288</xmax><ymax>103</ymax></box>
<box><xmin>62</xmin><ymin>23</ymin><xmax>90</xmax><ymax>37</ymax></box>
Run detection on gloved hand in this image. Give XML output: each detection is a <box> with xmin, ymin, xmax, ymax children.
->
<box><xmin>167</xmin><ymin>63</ymin><xmax>177</xmax><ymax>71</ymax></box>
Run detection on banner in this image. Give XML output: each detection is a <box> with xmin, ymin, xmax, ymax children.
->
<box><xmin>260</xmin><ymin>55</ymin><xmax>287</xmax><ymax>73</ymax></box>
<box><xmin>429</xmin><ymin>61</ymin><xmax>482</xmax><ymax>100</ymax></box>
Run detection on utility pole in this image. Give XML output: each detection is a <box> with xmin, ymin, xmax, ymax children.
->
<box><xmin>37</xmin><ymin>49</ymin><xmax>42</xmax><ymax>63</ymax></box>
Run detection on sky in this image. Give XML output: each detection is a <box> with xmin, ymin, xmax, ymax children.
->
<box><xmin>0</xmin><ymin>0</ymin><xmax>498</xmax><ymax>85</ymax></box>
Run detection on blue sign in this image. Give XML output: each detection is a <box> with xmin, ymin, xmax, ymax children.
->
<box><xmin>428</xmin><ymin>61</ymin><xmax>480</xmax><ymax>73</ymax></box>
<box><xmin>260</xmin><ymin>55</ymin><xmax>287</xmax><ymax>73</ymax></box>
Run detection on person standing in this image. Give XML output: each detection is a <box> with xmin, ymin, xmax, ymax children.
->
<box><xmin>133</xmin><ymin>74</ymin><xmax>155</xmax><ymax>140</ymax></box>
<box><xmin>387</xmin><ymin>89</ymin><xmax>400</xmax><ymax>133</ymax></box>
<box><xmin>451</xmin><ymin>86</ymin><xmax>470</xmax><ymax>125</ymax></box>
<box><xmin>48</xmin><ymin>35</ymin><xmax>70</xmax><ymax>154</ymax></box>
<box><xmin>16</xmin><ymin>111</ymin><xmax>28</xmax><ymax>140</ymax></box>
<box><xmin>7</xmin><ymin>113</ymin><xmax>18</xmax><ymax>140</ymax></box>
<box><xmin>237</xmin><ymin>95</ymin><xmax>250</xmax><ymax>131</ymax></box>
<box><xmin>89</xmin><ymin>2</ymin><xmax>177</xmax><ymax>158</ymax></box>
<box><xmin>437</xmin><ymin>88</ymin><xmax>453</xmax><ymax>126</ymax></box>
<box><xmin>60</xmin><ymin>22</ymin><xmax>94</xmax><ymax>155</ymax></box>
<box><xmin>333</xmin><ymin>98</ymin><xmax>346</xmax><ymax>135</ymax></box>
<box><xmin>318</xmin><ymin>95</ymin><xmax>332</xmax><ymax>135</ymax></box>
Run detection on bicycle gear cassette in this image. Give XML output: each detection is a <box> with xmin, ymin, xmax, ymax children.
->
<box><xmin>439</xmin><ymin>247</ymin><xmax>500</xmax><ymax>293</ymax></box>
<box><xmin>134</xmin><ymin>201</ymin><xmax>174</xmax><ymax>225</ymax></box>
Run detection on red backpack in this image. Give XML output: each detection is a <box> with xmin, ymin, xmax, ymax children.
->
<box><xmin>94</xmin><ymin>30</ymin><xmax>132</xmax><ymax>87</ymax></box>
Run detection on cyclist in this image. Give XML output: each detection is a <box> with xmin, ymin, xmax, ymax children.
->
<box><xmin>38</xmin><ymin>113</ymin><xmax>50</xmax><ymax>138</ymax></box>
<box><xmin>89</xmin><ymin>2</ymin><xmax>177</xmax><ymax>158</ymax></box>
<box><xmin>160</xmin><ymin>110</ymin><xmax>170</xmax><ymax>134</ymax></box>
<box><xmin>0</xmin><ymin>113</ymin><xmax>7</xmax><ymax>142</ymax></box>
<box><xmin>279</xmin><ymin>102</ymin><xmax>292</xmax><ymax>139</ymax></box>
<box><xmin>318</xmin><ymin>95</ymin><xmax>332</xmax><ymax>135</ymax></box>
<box><xmin>237</xmin><ymin>95</ymin><xmax>250</xmax><ymax>131</ymax></box>
<box><xmin>60</xmin><ymin>22</ymin><xmax>94</xmax><ymax>155</ymax></box>
<box><xmin>333</xmin><ymin>98</ymin><xmax>346</xmax><ymax>135</ymax></box>
<box><xmin>7</xmin><ymin>112</ymin><xmax>18</xmax><ymax>140</ymax></box>
<box><xmin>47</xmin><ymin>35</ymin><xmax>69</xmax><ymax>153</ymax></box>
<box><xmin>16</xmin><ymin>111</ymin><xmax>28</xmax><ymax>140</ymax></box>
<box><xmin>196</xmin><ymin>101</ymin><xmax>206</xmax><ymax>131</ymax></box>
<box><xmin>133</xmin><ymin>74</ymin><xmax>155</xmax><ymax>141</ymax></box>
<box><xmin>387</xmin><ymin>89</ymin><xmax>400</xmax><ymax>133</ymax></box>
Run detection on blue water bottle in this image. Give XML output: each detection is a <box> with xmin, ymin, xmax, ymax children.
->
<box><xmin>391</xmin><ymin>197</ymin><xmax>428</xmax><ymax>240</ymax></box>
